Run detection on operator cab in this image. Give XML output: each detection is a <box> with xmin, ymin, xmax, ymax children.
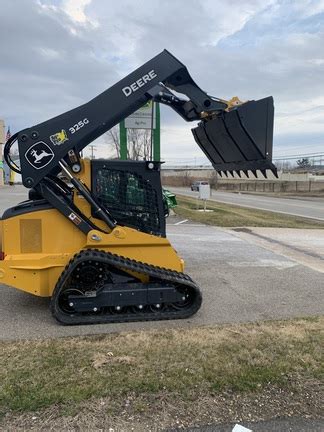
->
<box><xmin>92</xmin><ymin>159</ymin><xmax>166</xmax><ymax>237</ymax></box>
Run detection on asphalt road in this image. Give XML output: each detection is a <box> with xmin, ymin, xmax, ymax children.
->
<box><xmin>170</xmin><ymin>187</ymin><xmax>324</xmax><ymax>221</ymax></box>
<box><xmin>0</xmin><ymin>185</ymin><xmax>324</xmax><ymax>339</ymax></box>
<box><xmin>169</xmin><ymin>418</ymin><xmax>324</xmax><ymax>432</ymax></box>
<box><xmin>0</xmin><ymin>185</ymin><xmax>28</xmax><ymax>212</ymax></box>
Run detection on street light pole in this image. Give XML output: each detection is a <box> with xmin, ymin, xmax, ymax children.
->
<box><xmin>89</xmin><ymin>145</ymin><xmax>96</xmax><ymax>159</ymax></box>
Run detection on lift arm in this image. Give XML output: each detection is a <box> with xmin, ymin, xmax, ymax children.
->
<box><xmin>5</xmin><ymin>49</ymin><xmax>277</xmax><ymax>190</ymax></box>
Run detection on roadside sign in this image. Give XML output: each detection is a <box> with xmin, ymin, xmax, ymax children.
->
<box><xmin>125</xmin><ymin>101</ymin><xmax>156</xmax><ymax>129</ymax></box>
<box><xmin>199</xmin><ymin>184</ymin><xmax>210</xmax><ymax>200</ymax></box>
<box><xmin>198</xmin><ymin>184</ymin><xmax>210</xmax><ymax>212</ymax></box>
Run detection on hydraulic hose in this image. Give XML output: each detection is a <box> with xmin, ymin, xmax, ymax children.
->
<box><xmin>3</xmin><ymin>132</ymin><xmax>21</xmax><ymax>174</ymax></box>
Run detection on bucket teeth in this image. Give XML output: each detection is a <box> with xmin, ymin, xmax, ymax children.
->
<box><xmin>191</xmin><ymin>96</ymin><xmax>276</xmax><ymax>179</ymax></box>
<box><xmin>217</xmin><ymin>167</ymin><xmax>278</xmax><ymax>180</ymax></box>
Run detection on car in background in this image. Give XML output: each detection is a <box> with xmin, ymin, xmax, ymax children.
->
<box><xmin>191</xmin><ymin>181</ymin><xmax>209</xmax><ymax>191</ymax></box>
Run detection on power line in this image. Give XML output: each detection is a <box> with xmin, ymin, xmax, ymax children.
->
<box><xmin>273</xmin><ymin>151</ymin><xmax>324</xmax><ymax>160</ymax></box>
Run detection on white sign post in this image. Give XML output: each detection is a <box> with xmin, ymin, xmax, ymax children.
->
<box><xmin>199</xmin><ymin>184</ymin><xmax>210</xmax><ymax>212</ymax></box>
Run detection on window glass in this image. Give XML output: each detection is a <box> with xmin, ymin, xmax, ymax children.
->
<box><xmin>95</xmin><ymin>169</ymin><xmax>161</xmax><ymax>235</ymax></box>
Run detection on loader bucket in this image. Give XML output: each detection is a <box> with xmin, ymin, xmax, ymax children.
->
<box><xmin>192</xmin><ymin>96</ymin><xmax>277</xmax><ymax>178</ymax></box>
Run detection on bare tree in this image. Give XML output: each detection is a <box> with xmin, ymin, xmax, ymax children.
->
<box><xmin>128</xmin><ymin>128</ymin><xmax>152</xmax><ymax>160</ymax></box>
<box><xmin>127</xmin><ymin>129</ymin><xmax>142</xmax><ymax>160</ymax></box>
<box><xmin>105</xmin><ymin>125</ymin><xmax>153</xmax><ymax>160</ymax></box>
<box><xmin>182</xmin><ymin>170</ymin><xmax>193</xmax><ymax>186</ymax></box>
<box><xmin>297</xmin><ymin>158</ymin><xmax>311</xmax><ymax>169</ymax></box>
<box><xmin>105</xmin><ymin>126</ymin><xmax>120</xmax><ymax>158</ymax></box>
<box><xmin>141</xmin><ymin>129</ymin><xmax>152</xmax><ymax>160</ymax></box>
<box><xmin>209</xmin><ymin>171</ymin><xmax>218</xmax><ymax>188</ymax></box>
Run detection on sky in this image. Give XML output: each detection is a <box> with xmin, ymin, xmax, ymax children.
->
<box><xmin>0</xmin><ymin>0</ymin><xmax>324</xmax><ymax>164</ymax></box>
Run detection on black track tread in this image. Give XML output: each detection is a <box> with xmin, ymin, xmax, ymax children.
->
<box><xmin>51</xmin><ymin>249</ymin><xmax>202</xmax><ymax>325</ymax></box>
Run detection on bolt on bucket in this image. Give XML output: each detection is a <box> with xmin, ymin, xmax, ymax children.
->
<box><xmin>192</xmin><ymin>96</ymin><xmax>277</xmax><ymax>178</ymax></box>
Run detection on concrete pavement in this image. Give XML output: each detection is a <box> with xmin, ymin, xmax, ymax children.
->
<box><xmin>230</xmin><ymin>227</ymin><xmax>324</xmax><ymax>274</ymax></box>
<box><xmin>0</xmin><ymin>185</ymin><xmax>323</xmax><ymax>340</ymax></box>
<box><xmin>0</xmin><ymin>221</ymin><xmax>323</xmax><ymax>340</ymax></box>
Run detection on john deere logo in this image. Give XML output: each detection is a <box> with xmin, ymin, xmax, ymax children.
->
<box><xmin>50</xmin><ymin>129</ymin><xmax>68</xmax><ymax>146</ymax></box>
<box><xmin>25</xmin><ymin>142</ymin><xmax>54</xmax><ymax>170</ymax></box>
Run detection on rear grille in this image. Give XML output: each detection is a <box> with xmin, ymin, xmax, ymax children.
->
<box><xmin>20</xmin><ymin>219</ymin><xmax>42</xmax><ymax>253</ymax></box>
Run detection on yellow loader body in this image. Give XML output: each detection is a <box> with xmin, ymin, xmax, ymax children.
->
<box><xmin>0</xmin><ymin>159</ymin><xmax>184</xmax><ymax>298</ymax></box>
<box><xmin>0</xmin><ymin>210</ymin><xmax>184</xmax><ymax>297</ymax></box>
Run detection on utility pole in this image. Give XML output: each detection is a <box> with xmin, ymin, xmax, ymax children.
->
<box><xmin>89</xmin><ymin>145</ymin><xmax>96</xmax><ymax>160</ymax></box>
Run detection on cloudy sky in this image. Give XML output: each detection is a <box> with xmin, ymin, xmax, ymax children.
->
<box><xmin>1</xmin><ymin>0</ymin><xmax>324</xmax><ymax>163</ymax></box>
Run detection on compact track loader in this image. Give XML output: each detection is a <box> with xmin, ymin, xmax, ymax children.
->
<box><xmin>0</xmin><ymin>50</ymin><xmax>276</xmax><ymax>325</ymax></box>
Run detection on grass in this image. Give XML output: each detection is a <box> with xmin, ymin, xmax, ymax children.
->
<box><xmin>0</xmin><ymin>317</ymin><xmax>323</xmax><ymax>417</ymax></box>
<box><xmin>174</xmin><ymin>195</ymin><xmax>324</xmax><ymax>228</ymax></box>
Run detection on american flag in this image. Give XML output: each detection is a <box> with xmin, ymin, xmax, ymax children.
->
<box><xmin>5</xmin><ymin>127</ymin><xmax>11</xmax><ymax>142</ymax></box>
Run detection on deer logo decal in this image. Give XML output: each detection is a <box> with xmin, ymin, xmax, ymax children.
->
<box><xmin>25</xmin><ymin>142</ymin><xmax>54</xmax><ymax>169</ymax></box>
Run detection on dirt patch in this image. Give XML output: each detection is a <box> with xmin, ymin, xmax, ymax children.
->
<box><xmin>92</xmin><ymin>352</ymin><xmax>136</xmax><ymax>369</ymax></box>
<box><xmin>1</xmin><ymin>381</ymin><xmax>323</xmax><ymax>431</ymax></box>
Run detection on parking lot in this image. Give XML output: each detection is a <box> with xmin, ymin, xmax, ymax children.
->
<box><xmin>0</xmin><ymin>185</ymin><xmax>323</xmax><ymax>340</ymax></box>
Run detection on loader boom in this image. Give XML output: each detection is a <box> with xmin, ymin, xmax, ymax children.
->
<box><xmin>5</xmin><ymin>49</ymin><xmax>276</xmax><ymax>190</ymax></box>
<box><xmin>6</xmin><ymin>50</ymin><xmax>228</xmax><ymax>189</ymax></box>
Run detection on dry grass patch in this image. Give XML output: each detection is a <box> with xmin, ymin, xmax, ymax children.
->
<box><xmin>175</xmin><ymin>195</ymin><xmax>324</xmax><ymax>228</ymax></box>
<box><xmin>0</xmin><ymin>317</ymin><xmax>323</xmax><ymax>421</ymax></box>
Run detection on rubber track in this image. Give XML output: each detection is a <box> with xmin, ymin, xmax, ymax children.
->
<box><xmin>51</xmin><ymin>249</ymin><xmax>202</xmax><ymax>325</ymax></box>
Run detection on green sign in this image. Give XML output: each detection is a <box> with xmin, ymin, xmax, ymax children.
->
<box><xmin>119</xmin><ymin>102</ymin><xmax>160</xmax><ymax>161</ymax></box>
